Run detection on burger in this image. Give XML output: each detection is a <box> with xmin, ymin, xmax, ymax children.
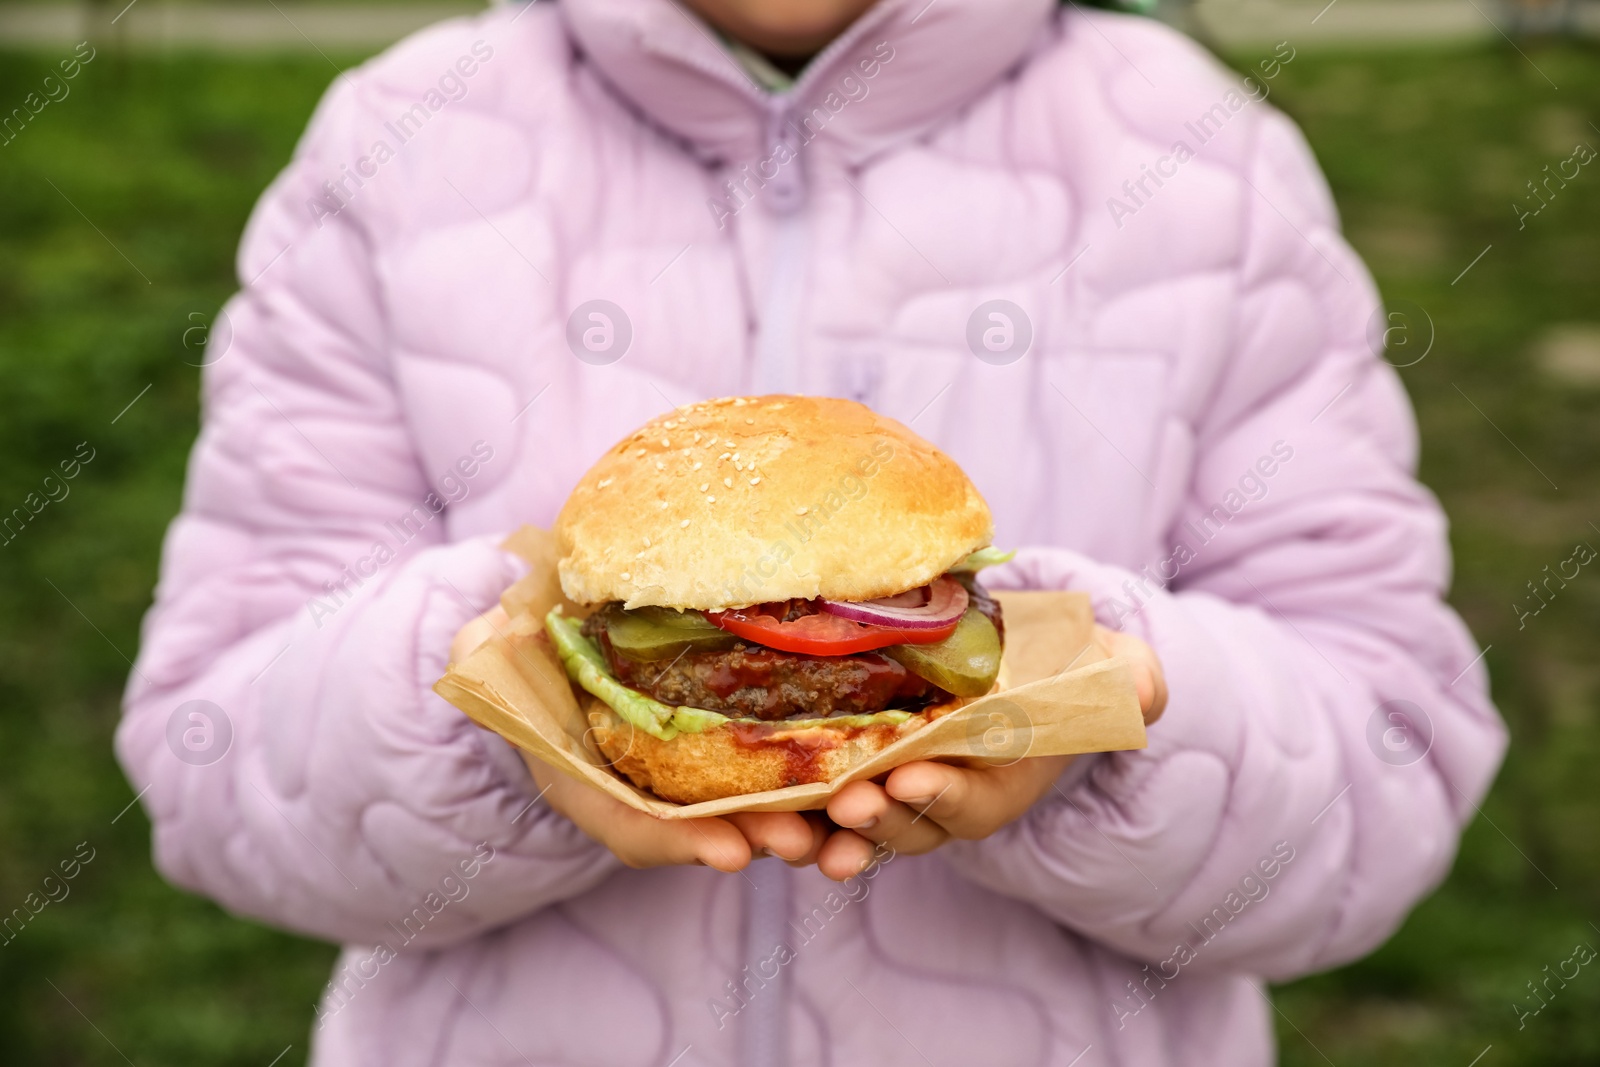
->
<box><xmin>543</xmin><ymin>395</ymin><xmax>1011</xmax><ymax>804</ymax></box>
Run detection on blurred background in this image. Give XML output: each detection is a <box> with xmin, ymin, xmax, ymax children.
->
<box><xmin>1</xmin><ymin>0</ymin><xmax>1597</xmax><ymax>1063</ymax></box>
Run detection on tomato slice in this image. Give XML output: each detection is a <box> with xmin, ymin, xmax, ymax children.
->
<box><xmin>705</xmin><ymin>604</ymin><xmax>960</xmax><ymax>655</ymax></box>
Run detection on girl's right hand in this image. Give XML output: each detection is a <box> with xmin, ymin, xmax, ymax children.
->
<box><xmin>455</xmin><ymin>605</ymin><xmax>823</xmax><ymax>872</ymax></box>
<box><xmin>517</xmin><ymin>750</ymin><xmax>822</xmax><ymax>872</ymax></box>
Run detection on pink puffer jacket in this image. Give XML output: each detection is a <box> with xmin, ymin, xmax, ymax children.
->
<box><xmin>116</xmin><ymin>1</ymin><xmax>1506</xmax><ymax>1064</ymax></box>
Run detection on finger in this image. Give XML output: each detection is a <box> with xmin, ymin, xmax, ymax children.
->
<box><xmin>825</xmin><ymin>779</ymin><xmax>892</xmax><ymax>831</ymax></box>
<box><xmin>1100</xmin><ymin>628</ymin><xmax>1168</xmax><ymax>724</ymax></box>
<box><xmin>1143</xmin><ymin>657</ymin><xmax>1168</xmax><ymax>724</ymax></box>
<box><xmin>520</xmin><ymin>750</ymin><xmax>753</xmax><ymax>871</ymax></box>
<box><xmin>726</xmin><ymin>811</ymin><xmax>820</xmax><ymax>863</ymax></box>
<box><xmin>816</xmin><ymin>828</ymin><xmax>890</xmax><ymax>881</ymax></box>
<box><xmin>825</xmin><ymin>780</ymin><xmax>947</xmax><ymax>853</ymax></box>
<box><xmin>450</xmin><ymin>605</ymin><xmax>510</xmax><ymax>664</ymax></box>
<box><xmin>880</xmin><ymin>762</ymin><xmax>975</xmax><ymax>834</ymax></box>
<box><xmin>675</xmin><ymin>817</ymin><xmax>757</xmax><ymax>873</ymax></box>
<box><xmin>573</xmin><ymin>793</ymin><xmax>755</xmax><ymax>871</ymax></box>
<box><xmin>882</xmin><ymin>759</ymin><xmax>1057</xmax><ymax>840</ymax></box>
<box><xmin>608</xmin><ymin>806</ymin><xmax>753</xmax><ymax>872</ymax></box>
<box><xmin>780</xmin><ymin>813</ymin><xmax>833</xmax><ymax>868</ymax></box>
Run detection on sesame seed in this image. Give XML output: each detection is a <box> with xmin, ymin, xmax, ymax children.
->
<box><xmin>681</xmin><ymin>519</ymin><xmax>690</xmax><ymax>528</ymax></box>
<box><xmin>620</xmin><ymin>572</ymin><xmax>631</xmax><ymax>581</ymax></box>
<box><xmin>692</xmin><ymin>461</ymin><xmax>702</xmax><ymax>470</ymax></box>
<box><xmin>658</xmin><ymin>500</ymin><xmax>668</xmax><ymax>509</ymax></box>
<box><xmin>643</xmin><ymin>536</ymin><xmax>651</xmax><ymax>547</ymax></box>
<box><xmin>796</xmin><ymin>507</ymin><xmax>807</xmax><ymax>515</ymax></box>
<box><xmin>750</xmin><ymin>477</ymin><xmax>760</xmax><ymax>485</ymax></box>
<box><xmin>732</xmin><ymin>453</ymin><xmax>741</xmax><ymax>461</ymax></box>
<box><xmin>655</xmin><ymin>461</ymin><xmax>665</xmax><ymax>471</ymax></box>
<box><xmin>746</xmin><ymin>418</ymin><xmax>754</xmax><ymax>425</ymax></box>
<box><xmin>699</xmin><ymin>482</ymin><xmax>709</xmax><ymax>492</ymax></box>
<box><xmin>708</xmin><ymin>495</ymin><xmax>716</xmax><ymax>503</ymax></box>
<box><xmin>693</xmin><ymin>432</ymin><xmax>702</xmax><ymax>443</ymax></box>
<box><xmin>723</xmin><ymin>477</ymin><xmax>733</xmax><ymax>488</ymax></box>
<box><xmin>661</xmin><ymin>437</ymin><xmax>671</xmax><ymax>447</ymax></box>
<box><xmin>597</xmin><ymin>478</ymin><xmax>612</xmax><ymax>489</ymax></box>
<box><xmin>720</xmin><ymin>452</ymin><xmax>731</xmax><ymax>461</ymax></box>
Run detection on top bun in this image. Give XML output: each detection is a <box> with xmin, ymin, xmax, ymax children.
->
<box><xmin>555</xmin><ymin>396</ymin><xmax>994</xmax><ymax>610</ymax></box>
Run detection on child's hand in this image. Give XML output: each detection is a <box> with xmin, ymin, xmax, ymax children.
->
<box><xmin>451</xmin><ymin>606</ymin><xmax>822</xmax><ymax>872</ymax></box>
<box><xmin>814</xmin><ymin>625</ymin><xmax>1167</xmax><ymax>881</ymax></box>
<box><xmin>516</xmin><ymin>749</ymin><xmax>823</xmax><ymax>872</ymax></box>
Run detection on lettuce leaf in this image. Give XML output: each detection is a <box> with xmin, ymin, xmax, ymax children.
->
<box><xmin>546</xmin><ymin>610</ymin><xmax>679</xmax><ymax>739</ymax></box>
<box><xmin>949</xmin><ymin>546</ymin><xmax>1015</xmax><ymax>573</ymax></box>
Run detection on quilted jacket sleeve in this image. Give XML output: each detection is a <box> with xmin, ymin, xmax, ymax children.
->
<box><xmin>114</xmin><ymin>72</ymin><xmax>619</xmax><ymax>948</ymax></box>
<box><xmin>942</xmin><ymin>110</ymin><xmax>1507</xmax><ymax>981</ymax></box>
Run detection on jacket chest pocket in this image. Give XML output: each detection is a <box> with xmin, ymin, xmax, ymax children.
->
<box><xmin>839</xmin><ymin>343</ymin><xmax>1175</xmax><ymax>567</ymax></box>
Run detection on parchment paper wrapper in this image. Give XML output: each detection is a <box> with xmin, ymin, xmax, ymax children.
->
<box><xmin>434</xmin><ymin>527</ymin><xmax>1146</xmax><ymax>819</ymax></box>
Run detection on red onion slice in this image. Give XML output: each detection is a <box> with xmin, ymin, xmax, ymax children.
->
<box><xmin>818</xmin><ymin>576</ymin><xmax>968</xmax><ymax>630</ymax></box>
<box><xmin>870</xmin><ymin>587</ymin><xmax>932</xmax><ymax>610</ymax></box>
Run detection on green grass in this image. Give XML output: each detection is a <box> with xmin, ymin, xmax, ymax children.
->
<box><xmin>1254</xmin><ymin>38</ymin><xmax>1600</xmax><ymax>1067</ymax></box>
<box><xmin>0</xmin><ymin>51</ymin><xmax>347</xmax><ymax>1067</ymax></box>
<box><xmin>1</xmin><ymin>35</ymin><xmax>1598</xmax><ymax>1066</ymax></box>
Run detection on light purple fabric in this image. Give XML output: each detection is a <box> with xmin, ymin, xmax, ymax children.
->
<box><xmin>116</xmin><ymin>1</ymin><xmax>1506</xmax><ymax>1063</ymax></box>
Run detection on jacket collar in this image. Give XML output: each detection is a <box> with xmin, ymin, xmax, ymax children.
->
<box><xmin>560</xmin><ymin>0</ymin><xmax>1057</xmax><ymax>170</ymax></box>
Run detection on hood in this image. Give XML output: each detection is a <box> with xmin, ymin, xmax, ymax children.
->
<box><xmin>560</xmin><ymin>0</ymin><xmax>1056</xmax><ymax>176</ymax></box>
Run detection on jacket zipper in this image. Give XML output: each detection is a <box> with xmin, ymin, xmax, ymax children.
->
<box><xmin>742</xmin><ymin>2</ymin><xmax>898</xmax><ymax>396</ymax></box>
<box><xmin>739</xmin><ymin>856</ymin><xmax>793</xmax><ymax>1067</ymax></box>
<box><xmin>750</xmin><ymin>103</ymin><xmax>809</xmax><ymax>396</ymax></box>
<box><xmin>643</xmin><ymin>5</ymin><xmax>899</xmax><ymax>396</ymax></box>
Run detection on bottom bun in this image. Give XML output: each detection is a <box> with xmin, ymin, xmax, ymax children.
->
<box><xmin>587</xmin><ymin>697</ymin><xmax>969</xmax><ymax>805</ymax></box>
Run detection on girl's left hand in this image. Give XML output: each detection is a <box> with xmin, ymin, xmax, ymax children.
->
<box><xmin>811</xmin><ymin>625</ymin><xmax>1168</xmax><ymax>881</ymax></box>
<box><xmin>453</xmin><ymin>605</ymin><xmax>820</xmax><ymax>871</ymax></box>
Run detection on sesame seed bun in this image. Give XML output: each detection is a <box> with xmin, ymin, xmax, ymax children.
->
<box><xmin>555</xmin><ymin>395</ymin><xmax>994</xmax><ymax>610</ymax></box>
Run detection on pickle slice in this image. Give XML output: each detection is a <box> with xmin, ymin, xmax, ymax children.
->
<box><xmin>603</xmin><ymin>605</ymin><xmax>740</xmax><ymax>660</ymax></box>
<box><xmin>882</xmin><ymin>608</ymin><xmax>1001</xmax><ymax>697</ymax></box>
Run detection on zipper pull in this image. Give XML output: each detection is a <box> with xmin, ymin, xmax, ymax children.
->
<box><xmin>761</xmin><ymin>104</ymin><xmax>806</xmax><ymax>215</ymax></box>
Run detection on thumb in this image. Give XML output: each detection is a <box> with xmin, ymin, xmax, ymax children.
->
<box><xmin>1096</xmin><ymin>625</ymin><xmax>1168</xmax><ymax>725</ymax></box>
<box><xmin>450</xmin><ymin>605</ymin><xmax>510</xmax><ymax>665</ymax></box>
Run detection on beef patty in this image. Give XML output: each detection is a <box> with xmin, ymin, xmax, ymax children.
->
<box><xmin>594</xmin><ymin>637</ymin><xmax>941</xmax><ymax>720</ymax></box>
<box><xmin>583</xmin><ymin>582</ymin><xmax>1002</xmax><ymax>721</ymax></box>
